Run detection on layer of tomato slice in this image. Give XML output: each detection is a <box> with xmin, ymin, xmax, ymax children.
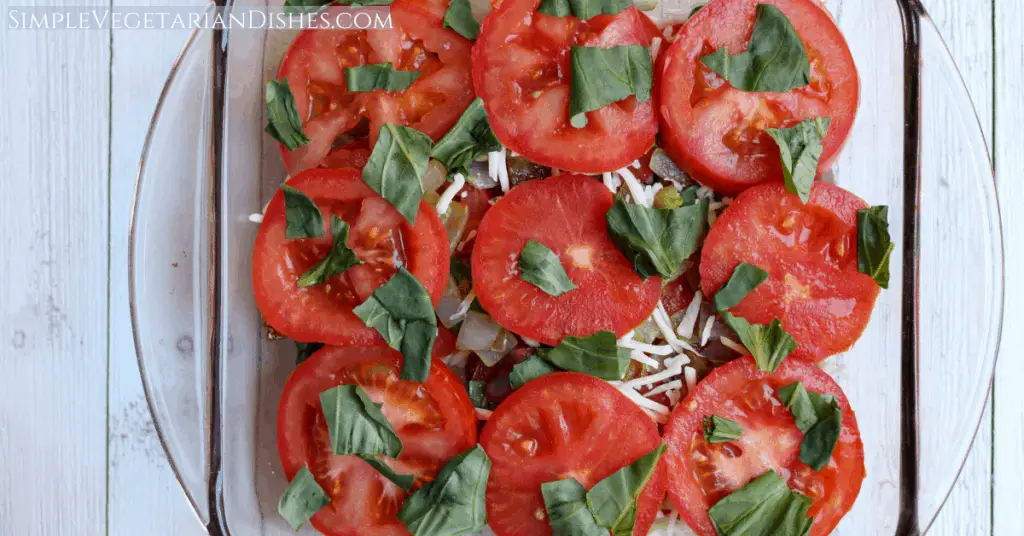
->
<box><xmin>278</xmin><ymin>345</ymin><xmax>478</xmax><ymax>536</ymax></box>
<box><xmin>663</xmin><ymin>356</ymin><xmax>865</xmax><ymax>536</ymax></box>
<box><xmin>473</xmin><ymin>2</ymin><xmax>657</xmax><ymax>173</ymax></box>
<box><xmin>277</xmin><ymin>1</ymin><xmax>474</xmax><ymax>174</ymax></box>
<box><xmin>471</xmin><ymin>174</ymin><xmax>660</xmax><ymax>345</ymax></box>
<box><xmin>657</xmin><ymin>0</ymin><xmax>859</xmax><ymax>195</ymax></box>
<box><xmin>480</xmin><ymin>372</ymin><xmax>667</xmax><ymax>536</ymax></box>
<box><xmin>252</xmin><ymin>168</ymin><xmax>450</xmax><ymax>345</ymax></box>
<box><xmin>700</xmin><ymin>182</ymin><xmax>879</xmax><ymax>361</ymax></box>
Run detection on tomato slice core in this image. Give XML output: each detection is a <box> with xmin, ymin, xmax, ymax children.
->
<box><xmin>663</xmin><ymin>356</ymin><xmax>865</xmax><ymax>536</ymax></box>
<box><xmin>481</xmin><ymin>372</ymin><xmax>667</xmax><ymax>536</ymax></box>
<box><xmin>278</xmin><ymin>346</ymin><xmax>477</xmax><ymax>536</ymax></box>
<box><xmin>700</xmin><ymin>182</ymin><xmax>879</xmax><ymax>361</ymax></box>
<box><xmin>471</xmin><ymin>174</ymin><xmax>660</xmax><ymax>345</ymax></box>
<box><xmin>252</xmin><ymin>169</ymin><xmax>449</xmax><ymax>345</ymax></box>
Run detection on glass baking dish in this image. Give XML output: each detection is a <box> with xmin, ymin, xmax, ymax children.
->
<box><xmin>128</xmin><ymin>0</ymin><xmax>1004</xmax><ymax>534</ymax></box>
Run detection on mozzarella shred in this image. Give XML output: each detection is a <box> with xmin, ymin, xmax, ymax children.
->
<box><xmin>436</xmin><ymin>172</ymin><xmax>466</xmax><ymax>216</ymax></box>
<box><xmin>617</xmin><ymin>166</ymin><xmax>649</xmax><ymax>207</ymax></box>
<box><xmin>700</xmin><ymin>315</ymin><xmax>716</xmax><ymax>346</ymax></box>
<box><xmin>676</xmin><ymin>290</ymin><xmax>703</xmax><ymax>339</ymax></box>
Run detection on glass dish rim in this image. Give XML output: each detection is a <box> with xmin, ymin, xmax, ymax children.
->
<box><xmin>127</xmin><ymin>1</ymin><xmax>1006</xmax><ymax>534</ymax></box>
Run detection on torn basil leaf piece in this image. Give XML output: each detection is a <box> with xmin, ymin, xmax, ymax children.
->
<box><xmin>397</xmin><ymin>445</ymin><xmax>491</xmax><ymax>536</ymax></box>
<box><xmin>430</xmin><ymin>98</ymin><xmax>501</xmax><ymax>176</ymax></box>
<box><xmin>707</xmin><ymin>470</ymin><xmax>814</xmax><ymax>536</ymax></box>
<box><xmin>605</xmin><ymin>198</ymin><xmax>707</xmax><ymax>279</ymax></box>
<box><xmin>468</xmin><ymin>380</ymin><xmax>492</xmax><ymax>410</ymax></box>
<box><xmin>345</xmin><ymin>63</ymin><xmax>421</xmax><ymax>92</ymax></box>
<box><xmin>518</xmin><ymin>239</ymin><xmax>577</xmax><ymax>296</ymax></box>
<box><xmin>540</xmin><ymin>331</ymin><xmax>631</xmax><ymax>381</ymax></box>
<box><xmin>699</xmin><ymin>4</ymin><xmax>810</xmax><ymax>93</ymax></box>
<box><xmin>278</xmin><ymin>466</ymin><xmax>330</xmax><ymax>530</ymax></box>
<box><xmin>778</xmin><ymin>381</ymin><xmax>843</xmax><ymax>471</ymax></box>
<box><xmin>587</xmin><ymin>443</ymin><xmax>667</xmax><ymax>535</ymax></box>
<box><xmin>537</xmin><ymin>0</ymin><xmax>631</xmax><ymax>19</ymax></box>
<box><xmin>319</xmin><ymin>384</ymin><xmax>403</xmax><ymax>457</ymax></box>
<box><xmin>765</xmin><ymin>117</ymin><xmax>830</xmax><ymax>204</ymax></box>
<box><xmin>541</xmin><ymin>478</ymin><xmax>607</xmax><ymax>536</ymax></box>
<box><xmin>703</xmin><ymin>415</ymin><xmax>743</xmax><ymax>443</ymax></box>
<box><xmin>297</xmin><ymin>216</ymin><xmax>363</xmax><ymax>287</ymax></box>
<box><xmin>443</xmin><ymin>0</ymin><xmax>480</xmax><ymax>39</ymax></box>
<box><xmin>721</xmin><ymin>313</ymin><xmax>797</xmax><ymax>373</ymax></box>
<box><xmin>713</xmin><ymin>262</ymin><xmax>769</xmax><ymax>312</ymax></box>
<box><xmin>358</xmin><ymin>454</ymin><xmax>415</xmax><ymax>491</ymax></box>
<box><xmin>569</xmin><ymin>45</ymin><xmax>651</xmax><ymax>128</ymax></box>
<box><xmin>363</xmin><ymin>124</ymin><xmax>434</xmax><ymax>224</ymax></box>
<box><xmin>281</xmin><ymin>184</ymin><xmax>324</xmax><ymax>239</ymax></box>
<box><xmin>266</xmin><ymin>78</ymin><xmax>310</xmax><ymax>151</ymax></box>
<box><xmin>295</xmin><ymin>341</ymin><xmax>324</xmax><ymax>365</ymax></box>
<box><xmin>509</xmin><ymin>355</ymin><xmax>560</xmax><ymax>390</ymax></box>
<box><xmin>353</xmin><ymin>268</ymin><xmax>438</xmax><ymax>382</ymax></box>
<box><xmin>856</xmin><ymin>205</ymin><xmax>893</xmax><ymax>289</ymax></box>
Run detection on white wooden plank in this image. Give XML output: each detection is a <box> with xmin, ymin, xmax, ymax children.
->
<box><xmin>0</xmin><ymin>11</ymin><xmax>110</xmax><ymax>536</ymax></box>
<box><xmin>993</xmin><ymin>0</ymin><xmax>1024</xmax><ymax>534</ymax></box>
<box><xmin>107</xmin><ymin>1</ymin><xmax>208</xmax><ymax>534</ymax></box>
<box><xmin>916</xmin><ymin>0</ymin><xmax>995</xmax><ymax>534</ymax></box>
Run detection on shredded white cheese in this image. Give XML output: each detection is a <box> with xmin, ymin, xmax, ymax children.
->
<box><xmin>664</xmin><ymin>353</ymin><xmax>691</xmax><ymax>368</ymax></box>
<box><xmin>720</xmin><ymin>335</ymin><xmax>750</xmax><ymax>355</ymax></box>
<box><xmin>684</xmin><ymin>366</ymin><xmax>697</xmax><ymax>393</ymax></box>
<box><xmin>631</xmin><ymin>159</ymin><xmax>642</xmax><ymax>169</ymax></box>
<box><xmin>644</xmin><ymin>379</ymin><xmax>682</xmax><ymax>397</ymax></box>
<box><xmin>617</xmin><ymin>385</ymin><xmax>671</xmax><ymax>417</ymax></box>
<box><xmin>623</xmin><ymin>363</ymin><xmax>683</xmax><ymax>390</ymax></box>
<box><xmin>248</xmin><ymin>213</ymin><xmax>263</xmax><ymax>223</ymax></box>
<box><xmin>474</xmin><ymin>408</ymin><xmax>493</xmax><ymax>420</ymax></box>
<box><xmin>643</xmin><ymin>182</ymin><xmax>664</xmax><ymax>206</ymax></box>
<box><xmin>629</xmin><ymin>350</ymin><xmax>660</xmax><ymax>368</ymax></box>
<box><xmin>618</xmin><ymin>338</ymin><xmax>675</xmax><ymax>356</ymax></box>
<box><xmin>436</xmin><ymin>172</ymin><xmax>465</xmax><ymax>216</ymax></box>
<box><xmin>488</xmin><ymin>147</ymin><xmax>510</xmax><ymax>192</ymax></box>
<box><xmin>650</xmin><ymin>37</ymin><xmax>663</xmax><ymax>62</ymax></box>
<box><xmin>617</xmin><ymin>166</ymin><xmax>649</xmax><ymax>207</ymax></box>
<box><xmin>449</xmin><ymin>289</ymin><xmax>476</xmax><ymax>323</ymax></box>
<box><xmin>676</xmin><ymin>290</ymin><xmax>703</xmax><ymax>339</ymax></box>
<box><xmin>654</xmin><ymin>302</ymin><xmax>700</xmax><ymax>354</ymax></box>
<box><xmin>700</xmin><ymin>316</ymin><xmax>716</xmax><ymax>346</ymax></box>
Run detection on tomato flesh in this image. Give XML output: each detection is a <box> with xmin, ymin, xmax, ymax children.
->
<box><xmin>252</xmin><ymin>169</ymin><xmax>449</xmax><ymax>345</ymax></box>
<box><xmin>480</xmin><ymin>372</ymin><xmax>666</xmax><ymax>536</ymax></box>
<box><xmin>664</xmin><ymin>356</ymin><xmax>864</xmax><ymax>536</ymax></box>
<box><xmin>473</xmin><ymin>3</ymin><xmax>657</xmax><ymax>173</ymax></box>
<box><xmin>700</xmin><ymin>182</ymin><xmax>879</xmax><ymax>361</ymax></box>
<box><xmin>278</xmin><ymin>346</ymin><xmax>477</xmax><ymax>536</ymax></box>
<box><xmin>278</xmin><ymin>2</ymin><xmax>474</xmax><ymax>173</ymax></box>
<box><xmin>657</xmin><ymin>0</ymin><xmax>858</xmax><ymax>194</ymax></box>
<box><xmin>472</xmin><ymin>174</ymin><xmax>660</xmax><ymax>345</ymax></box>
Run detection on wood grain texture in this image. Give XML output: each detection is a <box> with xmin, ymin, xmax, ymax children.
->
<box><xmin>107</xmin><ymin>1</ymin><xmax>207</xmax><ymax>534</ymax></box>
<box><xmin>0</xmin><ymin>11</ymin><xmax>110</xmax><ymax>536</ymax></box>
<box><xmin>993</xmin><ymin>0</ymin><xmax>1024</xmax><ymax>534</ymax></box>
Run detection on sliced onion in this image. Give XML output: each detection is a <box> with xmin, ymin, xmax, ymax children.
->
<box><xmin>440</xmin><ymin>200</ymin><xmax>469</xmax><ymax>253</ymax></box>
<box><xmin>467</xmin><ymin>160</ymin><xmax>498</xmax><ymax>189</ymax></box>
<box><xmin>456</xmin><ymin>312</ymin><xmax>502</xmax><ymax>351</ymax></box>
<box><xmin>422</xmin><ymin>159</ymin><xmax>448</xmax><ymax>193</ymax></box>
<box><xmin>649</xmin><ymin>148</ymin><xmax>690</xmax><ymax>184</ymax></box>
<box><xmin>475</xmin><ymin>330</ymin><xmax>518</xmax><ymax>366</ymax></box>
<box><xmin>437</xmin><ymin>294</ymin><xmax>464</xmax><ymax>328</ymax></box>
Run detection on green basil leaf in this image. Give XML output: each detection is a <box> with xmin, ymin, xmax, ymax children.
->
<box><xmin>363</xmin><ymin>123</ymin><xmax>434</xmax><ymax>224</ymax></box>
<box><xmin>295</xmin><ymin>341</ymin><xmax>324</xmax><ymax>365</ymax></box>
<box><xmin>765</xmin><ymin>117</ymin><xmax>830</xmax><ymax>204</ymax></box>
<box><xmin>537</xmin><ymin>0</ymin><xmax>630</xmax><ymax>19</ymax></box>
<box><xmin>587</xmin><ymin>443</ymin><xmax>667</xmax><ymax>535</ymax></box>
<box><xmin>430</xmin><ymin>98</ymin><xmax>501</xmax><ymax>176</ymax></box>
<box><xmin>510</xmin><ymin>355</ymin><xmax>560</xmax><ymax>390</ymax></box>
<box><xmin>468</xmin><ymin>380</ymin><xmax>491</xmax><ymax>409</ymax></box>
<box><xmin>282</xmin><ymin>0</ymin><xmax>329</xmax><ymax>14</ymax></box>
<box><xmin>605</xmin><ymin>198</ymin><xmax>707</xmax><ymax>279</ymax></box>
<box><xmin>541</xmin><ymin>478</ymin><xmax>607</xmax><ymax>536</ymax></box>
<box><xmin>777</xmin><ymin>381</ymin><xmax>819</xmax><ymax>433</ymax></box>
<box><xmin>281</xmin><ymin>184</ymin><xmax>324</xmax><ymax>239</ymax></box>
<box><xmin>518</xmin><ymin>239</ymin><xmax>577</xmax><ymax>296</ymax></box>
<box><xmin>699</xmin><ymin>4</ymin><xmax>810</xmax><ymax>93</ymax></box>
<box><xmin>536</xmin><ymin>0</ymin><xmax>571</xmax><ymax>16</ymax></box>
<box><xmin>652</xmin><ymin>187</ymin><xmax>684</xmax><ymax>209</ymax></box>
<box><xmin>443</xmin><ymin>0</ymin><xmax>480</xmax><ymax>39</ymax></box>
<box><xmin>319</xmin><ymin>384</ymin><xmax>403</xmax><ymax>457</ymax></box>
<box><xmin>353</xmin><ymin>268</ymin><xmax>438</xmax><ymax>382</ymax></box>
<box><xmin>720</xmin><ymin>313</ymin><xmax>797</xmax><ymax>373</ymax></box>
<box><xmin>346</xmin><ymin>63</ymin><xmax>421</xmax><ymax>92</ymax></box>
<box><xmin>358</xmin><ymin>454</ymin><xmax>415</xmax><ymax>491</ymax></box>
<box><xmin>266</xmin><ymin>78</ymin><xmax>310</xmax><ymax>151</ymax></box>
<box><xmin>707</xmin><ymin>470</ymin><xmax>813</xmax><ymax>536</ymax></box>
<box><xmin>799</xmin><ymin>400</ymin><xmax>842</xmax><ymax>471</ymax></box>
<box><xmin>540</xmin><ymin>331</ymin><xmax>630</xmax><ymax>381</ymax></box>
<box><xmin>569</xmin><ymin>45</ymin><xmax>651</xmax><ymax>128</ymax></box>
<box><xmin>856</xmin><ymin>205</ymin><xmax>894</xmax><ymax>289</ymax></box>
<box><xmin>297</xmin><ymin>216</ymin><xmax>363</xmax><ymax>287</ymax></box>
<box><xmin>713</xmin><ymin>262</ymin><xmax>769</xmax><ymax>312</ymax></box>
<box><xmin>397</xmin><ymin>445</ymin><xmax>491</xmax><ymax>536</ymax></box>
<box><xmin>278</xmin><ymin>466</ymin><xmax>330</xmax><ymax>530</ymax></box>
<box><xmin>703</xmin><ymin>415</ymin><xmax>743</xmax><ymax>443</ymax></box>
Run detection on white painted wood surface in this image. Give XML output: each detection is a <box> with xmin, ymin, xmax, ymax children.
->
<box><xmin>0</xmin><ymin>0</ymin><xmax>1014</xmax><ymax>534</ymax></box>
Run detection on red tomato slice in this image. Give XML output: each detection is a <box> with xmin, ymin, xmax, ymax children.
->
<box><xmin>663</xmin><ymin>356</ymin><xmax>865</xmax><ymax>536</ymax></box>
<box><xmin>473</xmin><ymin>3</ymin><xmax>657</xmax><ymax>173</ymax></box>
<box><xmin>471</xmin><ymin>174</ymin><xmax>660</xmax><ymax>345</ymax></box>
<box><xmin>661</xmin><ymin>276</ymin><xmax>696</xmax><ymax>317</ymax></box>
<box><xmin>700</xmin><ymin>182</ymin><xmax>879</xmax><ymax>361</ymax></box>
<box><xmin>454</xmin><ymin>185</ymin><xmax>494</xmax><ymax>258</ymax></box>
<box><xmin>252</xmin><ymin>169</ymin><xmax>450</xmax><ymax>345</ymax></box>
<box><xmin>657</xmin><ymin>0</ymin><xmax>858</xmax><ymax>194</ymax></box>
<box><xmin>480</xmin><ymin>372</ymin><xmax>667</xmax><ymax>536</ymax></box>
<box><xmin>639</xmin><ymin>11</ymin><xmax>664</xmax><ymax>43</ymax></box>
<box><xmin>278</xmin><ymin>346</ymin><xmax>477</xmax><ymax>536</ymax></box>
<box><xmin>277</xmin><ymin>2</ymin><xmax>474</xmax><ymax>174</ymax></box>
